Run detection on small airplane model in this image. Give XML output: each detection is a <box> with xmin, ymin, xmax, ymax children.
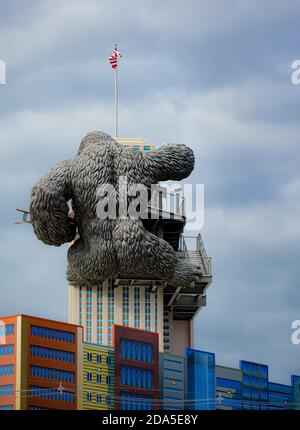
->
<box><xmin>14</xmin><ymin>208</ymin><xmax>31</xmax><ymax>225</ymax></box>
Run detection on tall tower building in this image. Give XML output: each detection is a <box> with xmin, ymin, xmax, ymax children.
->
<box><xmin>68</xmin><ymin>137</ymin><xmax>212</xmax><ymax>355</ymax></box>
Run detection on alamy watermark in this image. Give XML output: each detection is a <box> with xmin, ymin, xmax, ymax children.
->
<box><xmin>291</xmin><ymin>320</ymin><xmax>300</xmax><ymax>345</ymax></box>
<box><xmin>291</xmin><ymin>60</ymin><xmax>300</xmax><ymax>85</ymax></box>
<box><xmin>0</xmin><ymin>60</ymin><xmax>6</xmax><ymax>85</ymax></box>
<box><xmin>96</xmin><ymin>177</ymin><xmax>205</xmax><ymax>231</ymax></box>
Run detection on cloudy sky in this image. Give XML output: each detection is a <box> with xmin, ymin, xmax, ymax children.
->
<box><xmin>0</xmin><ymin>0</ymin><xmax>300</xmax><ymax>384</ymax></box>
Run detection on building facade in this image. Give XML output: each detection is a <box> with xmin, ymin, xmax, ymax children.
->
<box><xmin>215</xmin><ymin>365</ymin><xmax>243</xmax><ymax>410</ymax></box>
<box><xmin>69</xmin><ymin>281</ymin><xmax>164</xmax><ymax>351</ymax></box>
<box><xmin>0</xmin><ymin>315</ymin><xmax>299</xmax><ymax>410</ymax></box>
<box><xmin>78</xmin><ymin>342</ymin><xmax>114</xmax><ymax>410</ymax></box>
<box><xmin>185</xmin><ymin>348</ymin><xmax>216</xmax><ymax>410</ymax></box>
<box><xmin>159</xmin><ymin>353</ymin><xmax>185</xmax><ymax>410</ymax></box>
<box><xmin>113</xmin><ymin>325</ymin><xmax>159</xmax><ymax>410</ymax></box>
<box><xmin>0</xmin><ymin>315</ymin><xmax>82</xmax><ymax>410</ymax></box>
<box><xmin>0</xmin><ymin>315</ymin><xmax>17</xmax><ymax>410</ymax></box>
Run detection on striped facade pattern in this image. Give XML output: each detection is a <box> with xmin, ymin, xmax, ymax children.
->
<box><xmin>82</xmin><ymin>343</ymin><xmax>114</xmax><ymax>410</ymax></box>
<box><xmin>68</xmin><ymin>283</ymin><xmax>164</xmax><ymax>351</ymax></box>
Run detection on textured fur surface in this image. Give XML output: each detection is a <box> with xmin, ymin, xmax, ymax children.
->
<box><xmin>30</xmin><ymin>131</ymin><xmax>201</xmax><ymax>287</ymax></box>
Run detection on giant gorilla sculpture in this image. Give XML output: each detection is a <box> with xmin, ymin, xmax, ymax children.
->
<box><xmin>30</xmin><ymin>131</ymin><xmax>201</xmax><ymax>288</ymax></box>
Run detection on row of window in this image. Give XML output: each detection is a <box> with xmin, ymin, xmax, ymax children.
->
<box><xmin>0</xmin><ymin>324</ymin><xmax>14</xmax><ymax>336</ymax></box>
<box><xmin>30</xmin><ymin>386</ymin><xmax>75</xmax><ymax>403</ymax></box>
<box><xmin>120</xmin><ymin>392</ymin><xmax>152</xmax><ymax>410</ymax></box>
<box><xmin>243</xmin><ymin>386</ymin><xmax>268</xmax><ymax>400</ymax></box>
<box><xmin>0</xmin><ymin>385</ymin><xmax>13</xmax><ymax>397</ymax></box>
<box><xmin>0</xmin><ymin>344</ymin><xmax>14</xmax><ymax>356</ymax></box>
<box><xmin>30</xmin><ymin>326</ymin><xmax>75</xmax><ymax>344</ymax></box>
<box><xmin>0</xmin><ymin>365</ymin><xmax>14</xmax><ymax>377</ymax></box>
<box><xmin>121</xmin><ymin>366</ymin><xmax>153</xmax><ymax>389</ymax></box>
<box><xmin>120</xmin><ymin>339</ymin><xmax>152</xmax><ymax>363</ymax></box>
<box><xmin>131</xmin><ymin>145</ymin><xmax>152</xmax><ymax>151</ymax></box>
<box><xmin>86</xmin><ymin>288</ymin><xmax>92</xmax><ymax>343</ymax></box>
<box><xmin>97</xmin><ymin>286</ymin><xmax>103</xmax><ymax>344</ymax></box>
<box><xmin>86</xmin><ymin>372</ymin><xmax>112</xmax><ymax>385</ymax></box>
<box><xmin>29</xmin><ymin>406</ymin><xmax>52</xmax><ymax>410</ymax></box>
<box><xmin>30</xmin><ymin>366</ymin><xmax>75</xmax><ymax>383</ymax></box>
<box><xmin>31</xmin><ymin>345</ymin><xmax>75</xmax><ymax>363</ymax></box>
<box><xmin>0</xmin><ymin>405</ymin><xmax>13</xmax><ymax>410</ymax></box>
<box><xmin>243</xmin><ymin>375</ymin><xmax>268</xmax><ymax>388</ymax></box>
<box><xmin>86</xmin><ymin>392</ymin><xmax>112</xmax><ymax>405</ymax></box>
<box><xmin>240</xmin><ymin>362</ymin><xmax>268</xmax><ymax>377</ymax></box>
<box><xmin>86</xmin><ymin>352</ymin><xmax>112</xmax><ymax>366</ymax></box>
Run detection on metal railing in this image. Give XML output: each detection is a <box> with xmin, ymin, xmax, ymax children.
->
<box><xmin>148</xmin><ymin>185</ymin><xmax>185</xmax><ymax>218</ymax></box>
<box><xmin>178</xmin><ymin>234</ymin><xmax>212</xmax><ymax>276</ymax></box>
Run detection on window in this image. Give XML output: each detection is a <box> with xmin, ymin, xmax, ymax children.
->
<box><xmin>87</xmin><ymin>353</ymin><xmax>93</xmax><ymax>363</ymax></box>
<box><xmin>0</xmin><ymin>324</ymin><xmax>14</xmax><ymax>336</ymax></box>
<box><xmin>121</xmin><ymin>366</ymin><xmax>152</xmax><ymax>389</ymax></box>
<box><xmin>30</xmin><ymin>366</ymin><xmax>75</xmax><ymax>383</ymax></box>
<box><xmin>0</xmin><ymin>385</ymin><xmax>13</xmax><ymax>397</ymax></box>
<box><xmin>106</xmin><ymin>375</ymin><xmax>111</xmax><ymax>386</ymax></box>
<box><xmin>97</xmin><ymin>394</ymin><xmax>102</xmax><ymax>404</ymax></box>
<box><xmin>120</xmin><ymin>392</ymin><xmax>152</xmax><ymax>411</ymax></box>
<box><xmin>86</xmin><ymin>372</ymin><xmax>92</xmax><ymax>382</ymax></box>
<box><xmin>86</xmin><ymin>392</ymin><xmax>93</xmax><ymax>403</ymax></box>
<box><xmin>0</xmin><ymin>345</ymin><xmax>14</xmax><ymax>356</ymax></box>
<box><xmin>243</xmin><ymin>386</ymin><xmax>251</xmax><ymax>397</ymax></box>
<box><xmin>106</xmin><ymin>395</ymin><xmax>111</xmax><ymax>406</ymax></box>
<box><xmin>107</xmin><ymin>284</ymin><xmax>115</xmax><ymax>346</ymax></box>
<box><xmin>96</xmin><ymin>374</ymin><xmax>102</xmax><ymax>384</ymax></box>
<box><xmin>143</xmin><ymin>146</ymin><xmax>151</xmax><ymax>151</ymax></box>
<box><xmin>243</xmin><ymin>375</ymin><xmax>251</xmax><ymax>386</ymax></box>
<box><xmin>30</xmin><ymin>386</ymin><xmax>75</xmax><ymax>402</ymax></box>
<box><xmin>0</xmin><ymin>405</ymin><xmax>13</xmax><ymax>410</ymax></box>
<box><xmin>122</xmin><ymin>287</ymin><xmax>129</xmax><ymax>326</ymax></box>
<box><xmin>120</xmin><ymin>339</ymin><xmax>153</xmax><ymax>363</ymax></box>
<box><xmin>106</xmin><ymin>355</ymin><xmax>112</xmax><ymax>366</ymax></box>
<box><xmin>97</xmin><ymin>354</ymin><xmax>102</xmax><ymax>364</ymax></box>
<box><xmin>30</xmin><ymin>346</ymin><xmax>75</xmax><ymax>363</ymax></box>
<box><xmin>145</xmin><ymin>288</ymin><xmax>151</xmax><ymax>330</ymax></box>
<box><xmin>30</xmin><ymin>326</ymin><xmax>75</xmax><ymax>343</ymax></box>
<box><xmin>0</xmin><ymin>365</ymin><xmax>14</xmax><ymax>377</ymax></box>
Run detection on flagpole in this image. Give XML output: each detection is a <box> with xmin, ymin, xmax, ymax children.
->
<box><xmin>115</xmin><ymin>66</ymin><xmax>118</xmax><ymax>137</ymax></box>
<box><xmin>114</xmin><ymin>43</ymin><xmax>118</xmax><ymax>138</ymax></box>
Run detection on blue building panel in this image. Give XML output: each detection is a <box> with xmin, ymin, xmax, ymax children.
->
<box><xmin>160</xmin><ymin>354</ymin><xmax>184</xmax><ymax>410</ymax></box>
<box><xmin>185</xmin><ymin>348</ymin><xmax>216</xmax><ymax>410</ymax></box>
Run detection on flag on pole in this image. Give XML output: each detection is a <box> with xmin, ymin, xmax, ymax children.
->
<box><xmin>109</xmin><ymin>48</ymin><xmax>122</xmax><ymax>69</ymax></box>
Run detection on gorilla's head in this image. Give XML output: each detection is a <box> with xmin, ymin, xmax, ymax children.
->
<box><xmin>77</xmin><ymin>131</ymin><xmax>117</xmax><ymax>155</ymax></box>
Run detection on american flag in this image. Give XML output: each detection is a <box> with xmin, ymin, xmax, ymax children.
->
<box><xmin>109</xmin><ymin>48</ymin><xmax>122</xmax><ymax>69</ymax></box>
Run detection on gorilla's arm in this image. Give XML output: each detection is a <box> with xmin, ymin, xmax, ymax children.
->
<box><xmin>30</xmin><ymin>160</ymin><xmax>76</xmax><ymax>246</ymax></box>
<box><xmin>143</xmin><ymin>144</ymin><xmax>195</xmax><ymax>182</ymax></box>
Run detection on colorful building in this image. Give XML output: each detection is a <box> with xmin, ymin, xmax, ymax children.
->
<box><xmin>113</xmin><ymin>325</ymin><xmax>159</xmax><ymax>410</ymax></box>
<box><xmin>159</xmin><ymin>353</ymin><xmax>185</xmax><ymax>410</ymax></box>
<box><xmin>185</xmin><ymin>348</ymin><xmax>216</xmax><ymax>410</ymax></box>
<box><xmin>0</xmin><ymin>314</ymin><xmax>82</xmax><ymax>410</ymax></box>
<box><xmin>78</xmin><ymin>342</ymin><xmax>114</xmax><ymax>410</ymax></box>
<box><xmin>1</xmin><ymin>315</ymin><xmax>300</xmax><ymax>410</ymax></box>
<box><xmin>215</xmin><ymin>364</ymin><xmax>243</xmax><ymax>410</ymax></box>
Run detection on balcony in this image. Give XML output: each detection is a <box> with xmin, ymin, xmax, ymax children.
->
<box><xmin>177</xmin><ymin>234</ymin><xmax>212</xmax><ymax>277</ymax></box>
<box><xmin>146</xmin><ymin>185</ymin><xmax>185</xmax><ymax>221</ymax></box>
<box><xmin>163</xmin><ymin>233</ymin><xmax>213</xmax><ymax>320</ymax></box>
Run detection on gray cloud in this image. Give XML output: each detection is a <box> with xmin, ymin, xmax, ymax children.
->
<box><xmin>0</xmin><ymin>0</ymin><xmax>300</xmax><ymax>384</ymax></box>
